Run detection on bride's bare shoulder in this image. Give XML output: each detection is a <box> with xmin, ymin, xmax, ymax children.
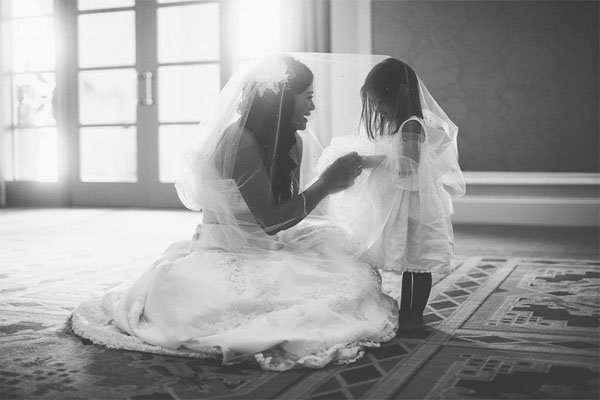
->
<box><xmin>218</xmin><ymin>124</ymin><xmax>260</xmax><ymax>154</ymax></box>
<box><xmin>235</xmin><ymin>127</ymin><xmax>262</xmax><ymax>156</ymax></box>
<box><xmin>220</xmin><ymin>125</ymin><xmax>264</xmax><ymax>173</ymax></box>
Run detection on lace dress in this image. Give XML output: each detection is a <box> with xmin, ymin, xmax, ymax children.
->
<box><xmin>72</xmin><ymin>185</ymin><xmax>398</xmax><ymax>371</ymax></box>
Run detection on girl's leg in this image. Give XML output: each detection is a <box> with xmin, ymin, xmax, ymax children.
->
<box><xmin>399</xmin><ymin>271</ymin><xmax>413</xmax><ymax>319</ymax></box>
<box><xmin>410</xmin><ymin>272</ymin><xmax>432</xmax><ymax>319</ymax></box>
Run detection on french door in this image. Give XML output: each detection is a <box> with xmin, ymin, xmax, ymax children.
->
<box><xmin>3</xmin><ymin>0</ymin><xmax>226</xmax><ymax>207</ymax></box>
<box><xmin>66</xmin><ymin>0</ymin><xmax>223</xmax><ymax>207</ymax></box>
<box><xmin>2</xmin><ymin>0</ymin><xmax>280</xmax><ymax>207</ymax></box>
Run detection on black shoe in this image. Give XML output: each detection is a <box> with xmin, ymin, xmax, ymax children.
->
<box><xmin>403</xmin><ymin>313</ymin><xmax>425</xmax><ymax>330</ymax></box>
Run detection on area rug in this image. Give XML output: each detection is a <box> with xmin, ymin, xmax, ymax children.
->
<box><xmin>2</xmin><ymin>255</ymin><xmax>598</xmax><ymax>399</ymax></box>
<box><xmin>1</xmin><ymin>210</ymin><xmax>598</xmax><ymax>399</ymax></box>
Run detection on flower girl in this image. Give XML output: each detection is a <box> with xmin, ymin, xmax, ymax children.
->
<box><xmin>320</xmin><ymin>58</ymin><xmax>465</xmax><ymax>329</ymax></box>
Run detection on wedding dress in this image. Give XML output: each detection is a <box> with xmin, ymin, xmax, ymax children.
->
<box><xmin>96</xmin><ymin>194</ymin><xmax>398</xmax><ymax>371</ymax></box>
<box><xmin>71</xmin><ymin>53</ymin><xmax>400</xmax><ymax>371</ymax></box>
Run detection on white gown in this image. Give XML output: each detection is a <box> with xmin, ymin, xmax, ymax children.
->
<box><xmin>93</xmin><ymin>188</ymin><xmax>398</xmax><ymax>371</ymax></box>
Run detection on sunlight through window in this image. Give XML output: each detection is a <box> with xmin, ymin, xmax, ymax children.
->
<box><xmin>2</xmin><ymin>0</ymin><xmax>57</xmax><ymax>182</ymax></box>
<box><xmin>231</xmin><ymin>0</ymin><xmax>281</xmax><ymax>70</ymax></box>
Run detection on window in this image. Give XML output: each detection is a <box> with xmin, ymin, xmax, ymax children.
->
<box><xmin>2</xmin><ymin>0</ymin><xmax>57</xmax><ymax>182</ymax></box>
<box><xmin>1</xmin><ymin>0</ymin><xmax>282</xmax><ymax>206</ymax></box>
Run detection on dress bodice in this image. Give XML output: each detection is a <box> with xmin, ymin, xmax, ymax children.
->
<box><xmin>201</xmin><ymin>188</ymin><xmax>256</xmax><ymax>224</ymax></box>
<box><xmin>195</xmin><ymin>184</ymin><xmax>281</xmax><ymax>252</ymax></box>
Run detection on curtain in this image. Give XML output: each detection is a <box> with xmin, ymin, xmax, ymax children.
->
<box><xmin>278</xmin><ymin>0</ymin><xmax>337</xmax><ymax>188</ymax></box>
<box><xmin>0</xmin><ymin>1</ymin><xmax>6</xmax><ymax>207</ymax></box>
<box><xmin>280</xmin><ymin>0</ymin><xmax>331</xmax><ymax>53</ymax></box>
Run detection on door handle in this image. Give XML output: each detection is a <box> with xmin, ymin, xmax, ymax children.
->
<box><xmin>138</xmin><ymin>71</ymin><xmax>154</xmax><ymax>106</ymax></box>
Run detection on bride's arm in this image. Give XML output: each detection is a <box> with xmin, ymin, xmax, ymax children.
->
<box><xmin>233</xmin><ymin>131</ymin><xmax>360</xmax><ymax>235</ymax></box>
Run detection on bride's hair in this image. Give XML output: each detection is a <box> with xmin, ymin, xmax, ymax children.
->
<box><xmin>244</xmin><ymin>55</ymin><xmax>313</xmax><ymax>204</ymax></box>
<box><xmin>360</xmin><ymin>58</ymin><xmax>423</xmax><ymax>139</ymax></box>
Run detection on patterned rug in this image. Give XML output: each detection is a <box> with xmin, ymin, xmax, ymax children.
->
<box><xmin>1</xmin><ymin>210</ymin><xmax>598</xmax><ymax>399</ymax></box>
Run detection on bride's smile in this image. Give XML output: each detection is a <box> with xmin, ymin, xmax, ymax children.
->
<box><xmin>291</xmin><ymin>83</ymin><xmax>315</xmax><ymax>131</ymax></box>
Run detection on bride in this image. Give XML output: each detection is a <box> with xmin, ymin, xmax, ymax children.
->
<box><xmin>72</xmin><ymin>54</ymin><xmax>399</xmax><ymax>371</ymax></box>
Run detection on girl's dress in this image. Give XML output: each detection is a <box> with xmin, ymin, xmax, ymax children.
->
<box><xmin>318</xmin><ymin>113</ymin><xmax>464</xmax><ymax>273</ymax></box>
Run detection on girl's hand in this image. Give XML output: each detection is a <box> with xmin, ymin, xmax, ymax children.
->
<box><xmin>320</xmin><ymin>152</ymin><xmax>363</xmax><ymax>194</ymax></box>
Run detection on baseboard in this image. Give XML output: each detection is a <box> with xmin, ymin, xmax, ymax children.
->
<box><xmin>463</xmin><ymin>172</ymin><xmax>600</xmax><ymax>186</ymax></box>
<box><xmin>452</xmin><ymin>196</ymin><xmax>599</xmax><ymax>227</ymax></box>
<box><xmin>453</xmin><ymin>172</ymin><xmax>600</xmax><ymax>227</ymax></box>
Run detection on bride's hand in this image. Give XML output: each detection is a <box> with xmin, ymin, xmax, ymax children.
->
<box><xmin>320</xmin><ymin>152</ymin><xmax>363</xmax><ymax>194</ymax></box>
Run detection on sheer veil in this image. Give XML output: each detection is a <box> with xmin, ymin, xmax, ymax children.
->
<box><xmin>174</xmin><ymin>53</ymin><xmax>464</xmax><ymax>257</ymax></box>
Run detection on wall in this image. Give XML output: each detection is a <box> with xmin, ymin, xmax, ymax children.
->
<box><xmin>331</xmin><ymin>0</ymin><xmax>599</xmax><ymax>226</ymax></box>
<box><xmin>372</xmin><ymin>0</ymin><xmax>599</xmax><ymax>172</ymax></box>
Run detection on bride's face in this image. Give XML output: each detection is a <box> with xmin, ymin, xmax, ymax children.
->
<box><xmin>291</xmin><ymin>84</ymin><xmax>315</xmax><ymax>131</ymax></box>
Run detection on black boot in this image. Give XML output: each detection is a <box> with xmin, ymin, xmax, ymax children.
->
<box><xmin>398</xmin><ymin>271</ymin><xmax>413</xmax><ymax>323</ymax></box>
<box><xmin>407</xmin><ymin>272</ymin><xmax>432</xmax><ymax>328</ymax></box>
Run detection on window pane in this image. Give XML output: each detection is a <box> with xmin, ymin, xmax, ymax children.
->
<box><xmin>2</xmin><ymin>76</ymin><xmax>11</xmax><ymax>127</ymax></box>
<box><xmin>12</xmin><ymin>73</ymin><xmax>56</xmax><ymax>127</ymax></box>
<box><xmin>158</xmin><ymin>3</ymin><xmax>219</xmax><ymax>63</ymax></box>
<box><xmin>78</xmin><ymin>11</ymin><xmax>135</xmax><ymax>68</ymax></box>
<box><xmin>13</xmin><ymin>128</ymin><xmax>57</xmax><ymax>182</ymax></box>
<box><xmin>232</xmin><ymin>0</ymin><xmax>279</xmax><ymax>59</ymax></box>
<box><xmin>78</xmin><ymin>0</ymin><xmax>134</xmax><ymax>11</ymax></box>
<box><xmin>5</xmin><ymin>0</ymin><xmax>53</xmax><ymax>17</ymax></box>
<box><xmin>79</xmin><ymin>69</ymin><xmax>137</xmax><ymax>125</ymax></box>
<box><xmin>158</xmin><ymin>124</ymin><xmax>197</xmax><ymax>183</ymax></box>
<box><xmin>158</xmin><ymin>64</ymin><xmax>220</xmax><ymax>123</ymax></box>
<box><xmin>9</xmin><ymin>17</ymin><xmax>55</xmax><ymax>72</ymax></box>
<box><xmin>1</xmin><ymin>23</ymin><xmax>9</xmax><ymax>72</ymax></box>
<box><xmin>80</xmin><ymin>126</ymin><xmax>137</xmax><ymax>182</ymax></box>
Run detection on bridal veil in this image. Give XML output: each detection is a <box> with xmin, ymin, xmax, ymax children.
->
<box><xmin>175</xmin><ymin>53</ymin><xmax>464</xmax><ymax>257</ymax></box>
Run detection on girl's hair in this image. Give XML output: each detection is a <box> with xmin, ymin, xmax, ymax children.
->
<box><xmin>244</xmin><ymin>55</ymin><xmax>314</xmax><ymax>204</ymax></box>
<box><xmin>360</xmin><ymin>58</ymin><xmax>422</xmax><ymax>139</ymax></box>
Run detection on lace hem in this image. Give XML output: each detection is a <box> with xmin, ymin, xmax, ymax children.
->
<box><xmin>71</xmin><ymin>300</ymin><xmax>221</xmax><ymax>360</ymax></box>
<box><xmin>71</xmin><ymin>300</ymin><xmax>396</xmax><ymax>371</ymax></box>
<box><xmin>361</xmin><ymin>255</ymin><xmax>456</xmax><ymax>274</ymax></box>
<box><xmin>381</xmin><ymin>261</ymin><xmax>455</xmax><ymax>274</ymax></box>
<box><xmin>255</xmin><ymin>342</ymin><xmax>376</xmax><ymax>371</ymax></box>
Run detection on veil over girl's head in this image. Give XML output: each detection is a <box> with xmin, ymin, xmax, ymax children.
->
<box><xmin>360</xmin><ymin>58</ymin><xmax>422</xmax><ymax>139</ymax></box>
